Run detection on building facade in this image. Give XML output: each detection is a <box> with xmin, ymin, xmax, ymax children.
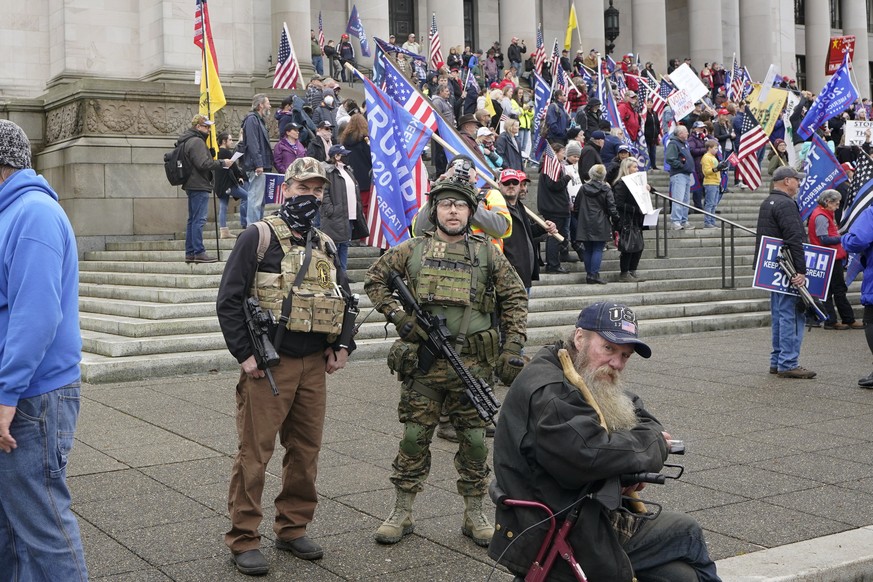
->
<box><xmin>1</xmin><ymin>0</ymin><xmax>872</xmax><ymax>248</ymax></box>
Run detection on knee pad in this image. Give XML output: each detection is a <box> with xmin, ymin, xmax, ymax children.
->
<box><xmin>458</xmin><ymin>428</ymin><xmax>488</xmax><ymax>462</ymax></box>
<box><xmin>399</xmin><ymin>422</ymin><xmax>429</xmax><ymax>457</ymax></box>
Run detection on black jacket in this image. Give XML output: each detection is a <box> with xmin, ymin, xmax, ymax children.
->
<box><xmin>503</xmin><ymin>201</ymin><xmax>546</xmax><ymax>288</ymax></box>
<box><xmin>577</xmin><ymin>143</ymin><xmax>603</xmax><ymax>181</ymax></box>
<box><xmin>214</xmin><ymin>146</ymin><xmax>245</xmax><ymax>198</ymax></box>
<box><xmin>507</xmin><ymin>42</ymin><xmax>526</xmax><ymax>63</ymax></box>
<box><xmin>574</xmin><ymin>180</ymin><xmax>618</xmax><ymax>242</ymax></box>
<box><xmin>536</xmin><ymin>168</ymin><xmax>572</xmax><ymax>218</ymax></box>
<box><xmin>576</xmin><ymin>105</ymin><xmax>602</xmax><ymax>140</ymax></box>
<box><xmin>643</xmin><ymin>108</ymin><xmax>660</xmax><ymax>145</ymax></box>
<box><xmin>495</xmin><ymin>132</ymin><xmax>524</xmax><ymax>171</ymax></box>
<box><xmin>341</xmin><ymin>138</ymin><xmax>372</xmax><ymax>191</ymax></box>
<box><xmin>178</xmin><ymin>129</ymin><xmax>222</xmax><ymax>192</ymax></box>
<box><xmin>320</xmin><ymin>163</ymin><xmax>368</xmax><ymax>243</ymax></box>
<box><xmin>306</xmin><ymin>136</ymin><xmax>330</xmax><ymax>162</ymax></box>
<box><xmin>755</xmin><ymin>189</ymin><xmax>807</xmax><ymax>274</ymax></box>
<box><xmin>215</xmin><ymin>225</ymin><xmax>349</xmax><ymax>361</ymax></box>
<box><xmin>490</xmin><ymin>343</ymin><xmax>667</xmax><ymax>581</ymax></box>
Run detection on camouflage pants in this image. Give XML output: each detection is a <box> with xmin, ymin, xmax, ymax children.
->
<box><xmin>390</xmin><ymin>356</ymin><xmax>492</xmax><ymax>497</ymax></box>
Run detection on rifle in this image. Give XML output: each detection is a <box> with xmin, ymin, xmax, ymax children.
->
<box><xmin>243</xmin><ymin>297</ymin><xmax>281</xmax><ymax>396</ymax></box>
<box><xmin>387</xmin><ymin>271</ymin><xmax>501</xmax><ymax>422</ymax></box>
<box><xmin>777</xmin><ymin>246</ymin><xmax>828</xmax><ymax>322</ymax></box>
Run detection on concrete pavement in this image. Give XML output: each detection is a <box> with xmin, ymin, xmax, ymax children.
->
<box><xmin>66</xmin><ymin>325</ymin><xmax>873</xmax><ymax>581</ymax></box>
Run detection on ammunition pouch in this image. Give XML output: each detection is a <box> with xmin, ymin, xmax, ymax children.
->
<box><xmin>387</xmin><ymin>339</ymin><xmax>420</xmax><ymax>381</ymax></box>
<box><xmin>464</xmin><ymin>328</ymin><xmax>500</xmax><ymax>367</ymax></box>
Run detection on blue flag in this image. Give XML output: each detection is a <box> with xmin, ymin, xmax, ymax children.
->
<box><xmin>346</xmin><ymin>5</ymin><xmax>371</xmax><ymax>57</ymax></box>
<box><xmin>796</xmin><ymin>133</ymin><xmax>848</xmax><ymax>220</ymax></box>
<box><xmin>358</xmin><ymin>72</ymin><xmax>430</xmax><ymax>245</ymax></box>
<box><xmin>531</xmin><ymin>72</ymin><xmax>551</xmax><ymax>161</ymax></box>
<box><xmin>797</xmin><ymin>55</ymin><xmax>858</xmax><ymax>140</ymax></box>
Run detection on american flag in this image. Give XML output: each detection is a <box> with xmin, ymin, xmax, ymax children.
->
<box><xmin>549</xmin><ymin>38</ymin><xmax>560</xmax><ymax>83</ymax></box>
<box><xmin>741</xmin><ymin>67</ymin><xmax>754</xmax><ymax>99</ymax></box>
<box><xmin>317</xmin><ymin>11</ymin><xmax>325</xmax><ymax>51</ymax></box>
<box><xmin>736</xmin><ymin>109</ymin><xmax>768</xmax><ymax>190</ymax></box>
<box><xmin>633</xmin><ymin>75</ymin><xmax>648</xmax><ymax>114</ymax></box>
<box><xmin>728</xmin><ymin>54</ymin><xmax>744</xmax><ymax>102</ymax></box>
<box><xmin>534</xmin><ymin>24</ymin><xmax>545</xmax><ymax>75</ymax></box>
<box><xmin>840</xmin><ymin>153</ymin><xmax>873</xmax><ymax>233</ymax></box>
<box><xmin>554</xmin><ymin>63</ymin><xmax>572</xmax><ymax>113</ymax></box>
<box><xmin>194</xmin><ymin>0</ymin><xmax>218</xmax><ymax>73</ymax></box>
<box><xmin>429</xmin><ymin>13</ymin><xmax>444</xmax><ymax>70</ymax></box>
<box><xmin>614</xmin><ymin>69</ymin><xmax>628</xmax><ymax>100</ymax></box>
<box><xmin>382</xmin><ymin>54</ymin><xmax>439</xmax><ymax>132</ymax></box>
<box><xmin>541</xmin><ymin>142</ymin><xmax>563</xmax><ymax>181</ymax></box>
<box><xmin>273</xmin><ymin>23</ymin><xmax>300</xmax><ymax>89</ymax></box>
<box><xmin>363</xmin><ymin>161</ymin><xmax>430</xmax><ymax>249</ymax></box>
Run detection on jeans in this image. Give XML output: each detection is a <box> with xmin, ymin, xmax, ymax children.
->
<box><xmin>218</xmin><ymin>185</ymin><xmax>249</xmax><ymax>229</ymax></box>
<box><xmin>517</xmin><ymin>129</ymin><xmax>531</xmax><ymax>159</ymax></box>
<box><xmin>312</xmin><ymin>55</ymin><xmax>324</xmax><ymax>76</ymax></box>
<box><xmin>582</xmin><ymin>240</ymin><xmax>605</xmax><ymax>276</ymax></box>
<box><xmin>185</xmin><ymin>190</ymin><xmax>210</xmax><ymax>256</ymax></box>
<box><xmin>625</xmin><ymin>511</ymin><xmax>721</xmax><ymax>582</ymax></box>
<box><xmin>770</xmin><ymin>291</ymin><xmax>805</xmax><ymax>372</ymax></box>
<box><xmin>543</xmin><ymin>214</ymin><xmax>570</xmax><ymax>270</ymax></box>
<box><xmin>703</xmin><ymin>184</ymin><xmax>719</xmax><ymax>226</ymax></box>
<box><xmin>0</xmin><ymin>382</ymin><xmax>89</xmax><ymax>582</ymax></box>
<box><xmin>246</xmin><ymin>171</ymin><xmax>267</xmax><ymax>226</ymax></box>
<box><xmin>669</xmin><ymin>173</ymin><xmax>692</xmax><ymax>225</ymax></box>
<box><xmin>336</xmin><ymin>240</ymin><xmax>349</xmax><ymax>272</ymax></box>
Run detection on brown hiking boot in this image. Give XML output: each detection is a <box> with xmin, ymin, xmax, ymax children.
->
<box><xmin>436</xmin><ymin>421</ymin><xmax>458</xmax><ymax>442</ymax></box>
<box><xmin>190</xmin><ymin>253</ymin><xmax>218</xmax><ymax>263</ymax></box>
<box><xmin>777</xmin><ymin>367</ymin><xmax>816</xmax><ymax>379</ymax></box>
<box><xmin>374</xmin><ymin>490</ymin><xmax>416</xmax><ymax>544</ymax></box>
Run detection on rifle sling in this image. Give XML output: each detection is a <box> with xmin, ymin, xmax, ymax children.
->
<box><xmin>273</xmin><ymin>230</ymin><xmax>314</xmax><ymax>347</ymax></box>
<box><xmin>404</xmin><ymin>377</ymin><xmax>446</xmax><ymax>404</ymax></box>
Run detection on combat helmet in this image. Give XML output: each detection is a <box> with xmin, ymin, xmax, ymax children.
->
<box><xmin>427</xmin><ymin>176</ymin><xmax>478</xmax><ymax>225</ymax></box>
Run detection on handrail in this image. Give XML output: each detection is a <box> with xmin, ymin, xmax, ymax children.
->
<box><xmin>649</xmin><ymin>186</ymin><xmax>757</xmax><ymax>289</ymax></box>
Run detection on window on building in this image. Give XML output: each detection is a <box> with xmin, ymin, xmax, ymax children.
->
<box><xmin>830</xmin><ymin>0</ymin><xmax>841</xmax><ymax>29</ymax></box>
<box><xmin>463</xmin><ymin>0</ymin><xmax>475</xmax><ymax>51</ymax></box>
<box><xmin>796</xmin><ymin>56</ymin><xmax>806</xmax><ymax>91</ymax></box>
<box><xmin>795</xmin><ymin>0</ymin><xmax>805</xmax><ymax>25</ymax></box>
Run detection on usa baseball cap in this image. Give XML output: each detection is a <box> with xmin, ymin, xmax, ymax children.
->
<box><xmin>576</xmin><ymin>302</ymin><xmax>652</xmax><ymax>358</ymax></box>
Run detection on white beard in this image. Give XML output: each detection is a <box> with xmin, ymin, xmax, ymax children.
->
<box><xmin>573</xmin><ymin>347</ymin><xmax>638</xmax><ymax>432</ymax></box>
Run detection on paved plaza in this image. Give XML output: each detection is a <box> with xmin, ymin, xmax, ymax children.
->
<box><xmin>67</xmin><ymin>326</ymin><xmax>873</xmax><ymax>581</ymax></box>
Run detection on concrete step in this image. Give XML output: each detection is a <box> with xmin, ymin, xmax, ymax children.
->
<box><xmin>80</xmin><ymin>313</ymin><xmax>221</xmax><ymax>338</ymax></box>
<box><xmin>79</xmin><ymin>260</ymin><xmax>229</xmax><ymax>275</ymax></box>
<box><xmin>81</xmin><ymin>329</ymin><xmax>227</xmax><ymax>357</ymax></box>
<box><xmin>79</xmin><ymin>283</ymin><xmax>218</xmax><ymax>303</ymax></box>
<box><xmin>78</xmin><ymin>271</ymin><xmax>223</xmax><ymax>289</ymax></box>
<box><xmin>79</xmin><ymin>297</ymin><xmax>216</xmax><ymax>320</ymax></box>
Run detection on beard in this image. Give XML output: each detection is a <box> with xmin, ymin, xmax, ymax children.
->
<box><xmin>436</xmin><ymin>218</ymin><xmax>468</xmax><ymax>236</ymax></box>
<box><xmin>573</xmin><ymin>343</ymin><xmax>638</xmax><ymax>432</ymax></box>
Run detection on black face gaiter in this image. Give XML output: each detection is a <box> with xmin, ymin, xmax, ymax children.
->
<box><xmin>277</xmin><ymin>195</ymin><xmax>321</xmax><ymax>233</ymax></box>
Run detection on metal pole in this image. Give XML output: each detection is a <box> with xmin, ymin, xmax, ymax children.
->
<box><xmin>200</xmin><ymin>22</ymin><xmax>221</xmax><ymax>261</ymax></box>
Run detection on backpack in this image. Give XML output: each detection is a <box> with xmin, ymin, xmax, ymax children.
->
<box><xmin>163</xmin><ymin>135</ymin><xmax>195</xmax><ymax>186</ymax></box>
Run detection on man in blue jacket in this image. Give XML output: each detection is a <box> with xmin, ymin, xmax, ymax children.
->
<box><xmin>842</xmin><ymin>206</ymin><xmax>873</xmax><ymax>387</ymax></box>
<box><xmin>240</xmin><ymin>94</ymin><xmax>274</xmax><ymax>226</ymax></box>
<box><xmin>0</xmin><ymin>120</ymin><xmax>88</xmax><ymax>581</ymax></box>
<box><xmin>545</xmin><ymin>90</ymin><xmax>570</xmax><ymax>145</ymax></box>
<box><xmin>665</xmin><ymin>125</ymin><xmax>695</xmax><ymax>230</ymax></box>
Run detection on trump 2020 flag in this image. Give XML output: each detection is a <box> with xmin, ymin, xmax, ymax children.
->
<box><xmin>797</xmin><ymin>54</ymin><xmax>858</xmax><ymax>140</ymax></box>
<box><xmin>346</xmin><ymin>5</ymin><xmax>371</xmax><ymax>57</ymax></box>
<box><xmin>796</xmin><ymin>133</ymin><xmax>848</xmax><ymax>220</ymax></box>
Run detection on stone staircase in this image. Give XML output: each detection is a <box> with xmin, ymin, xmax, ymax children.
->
<box><xmin>77</xmin><ymin>170</ymin><xmax>858</xmax><ymax>382</ymax></box>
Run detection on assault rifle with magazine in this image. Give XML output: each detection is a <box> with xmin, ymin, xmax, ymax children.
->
<box><xmin>243</xmin><ymin>296</ymin><xmax>280</xmax><ymax>396</ymax></box>
<box><xmin>387</xmin><ymin>271</ymin><xmax>501</xmax><ymax>422</ymax></box>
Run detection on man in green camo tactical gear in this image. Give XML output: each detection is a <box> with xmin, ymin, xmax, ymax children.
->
<box><xmin>364</xmin><ymin>177</ymin><xmax>528</xmax><ymax>548</ymax></box>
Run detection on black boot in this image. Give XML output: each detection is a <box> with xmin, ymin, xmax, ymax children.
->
<box><xmin>860</xmin><ymin>371</ymin><xmax>873</xmax><ymax>388</ymax></box>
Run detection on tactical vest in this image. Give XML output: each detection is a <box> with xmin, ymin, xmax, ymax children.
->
<box><xmin>252</xmin><ymin>216</ymin><xmax>345</xmax><ymax>339</ymax></box>
<box><xmin>406</xmin><ymin>235</ymin><xmax>496</xmax><ymax>339</ymax></box>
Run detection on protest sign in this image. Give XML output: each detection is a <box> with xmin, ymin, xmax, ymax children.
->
<box><xmin>621</xmin><ymin>172</ymin><xmax>653</xmax><ymax>214</ymax></box>
<box><xmin>844</xmin><ymin>120</ymin><xmax>873</xmax><ymax>146</ymax></box>
<box><xmin>667</xmin><ymin>88</ymin><xmax>696</xmax><ymax>121</ymax></box>
<box><xmin>752</xmin><ymin>236</ymin><xmax>836</xmax><ymax>299</ymax></box>
<box><xmin>668</xmin><ymin>63</ymin><xmax>709</xmax><ymax>102</ymax></box>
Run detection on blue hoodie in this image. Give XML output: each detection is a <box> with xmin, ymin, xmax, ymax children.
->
<box><xmin>0</xmin><ymin>169</ymin><xmax>81</xmax><ymax>406</ymax></box>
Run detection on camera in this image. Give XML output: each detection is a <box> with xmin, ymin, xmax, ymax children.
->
<box><xmin>449</xmin><ymin>156</ymin><xmax>474</xmax><ymax>184</ymax></box>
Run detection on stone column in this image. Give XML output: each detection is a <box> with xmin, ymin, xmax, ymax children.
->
<box><xmin>271</xmin><ymin>0</ymin><xmax>310</xmax><ymax>71</ymax></box>
<box><xmin>721</xmin><ymin>0</ymin><xmax>740</xmax><ymax>65</ymax></box>
<box><xmin>804</xmin><ymin>0</ymin><xmax>830</xmax><ymax>92</ymax></box>
<box><xmin>497</xmin><ymin>0</ymin><xmax>536</xmax><ymax>65</ymax></box>
<box><xmin>355</xmin><ymin>0</ymin><xmax>389</xmax><ymax>67</ymax></box>
<box><xmin>632</xmin><ymin>0</ymin><xmax>668</xmax><ymax>75</ymax></box>
<box><xmin>738</xmin><ymin>0</ymin><xmax>776</xmax><ymax>82</ymax></box>
<box><xmin>428</xmin><ymin>0</ymin><xmax>465</xmax><ymax>62</ymax></box>
<box><xmin>579</xmin><ymin>1</ymin><xmax>605</xmax><ymax>56</ymax></box>
<box><xmin>689</xmin><ymin>0</ymin><xmax>722</xmax><ymax>71</ymax></box>
<box><xmin>842</xmin><ymin>0</ymin><xmax>871</xmax><ymax>96</ymax></box>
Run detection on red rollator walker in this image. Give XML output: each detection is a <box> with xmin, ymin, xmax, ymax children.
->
<box><xmin>492</xmin><ymin>441</ymin><xmax>685</xmax><ymax>582</ymax></box>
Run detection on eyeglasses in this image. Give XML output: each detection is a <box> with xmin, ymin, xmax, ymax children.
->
<box><xmin>436</xmin><ymin>199</ymin><xmax>470</xmax><ymax>209</ymax></box>
<box><xmin>502</xmin><ymin>180</ymin><xmax>520</xmax><ymax>186</ymax></box>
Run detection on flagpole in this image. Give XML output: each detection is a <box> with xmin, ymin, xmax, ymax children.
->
<box><xmin>342</xmin><ymin>62</ymin><xmax>564</xmax><ymax>242</ymax></box>
<box><xmin>201</xmin><ymin>24</ymin><xmax>221</xmax><ymax>261</ymax></box>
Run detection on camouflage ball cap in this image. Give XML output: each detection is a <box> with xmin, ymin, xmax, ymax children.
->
<box><xmin>285</xmin><ymin>157</ymin><xmax>328</xmax><ymax>184</ymax></box>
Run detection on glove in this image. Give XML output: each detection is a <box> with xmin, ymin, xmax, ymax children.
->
<box><xmin>496</xmin><ymin>342</ymin><xmax>525</xmax><ymax>386</ymax></box>
<box><xmin>393</xmin><ymin>312</ymin><xmax>424</xmax><ymax>342</ymax></box>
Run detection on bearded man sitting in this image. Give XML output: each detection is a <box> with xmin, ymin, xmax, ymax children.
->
<box><xmin>489</xmin><ymin>302</ymin><xmax>721</xmax><ymax>582</ymax></box>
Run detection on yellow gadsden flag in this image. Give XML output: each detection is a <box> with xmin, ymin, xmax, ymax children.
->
<box><xmin>199</xmin><ymin>33</ymin><xmax>226</xmax><ymax>154</ymax></box>
<box><xmin>564</xmin><ymin>4</ymin><xmax>578</xmax><ymax>51</ymax></box>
